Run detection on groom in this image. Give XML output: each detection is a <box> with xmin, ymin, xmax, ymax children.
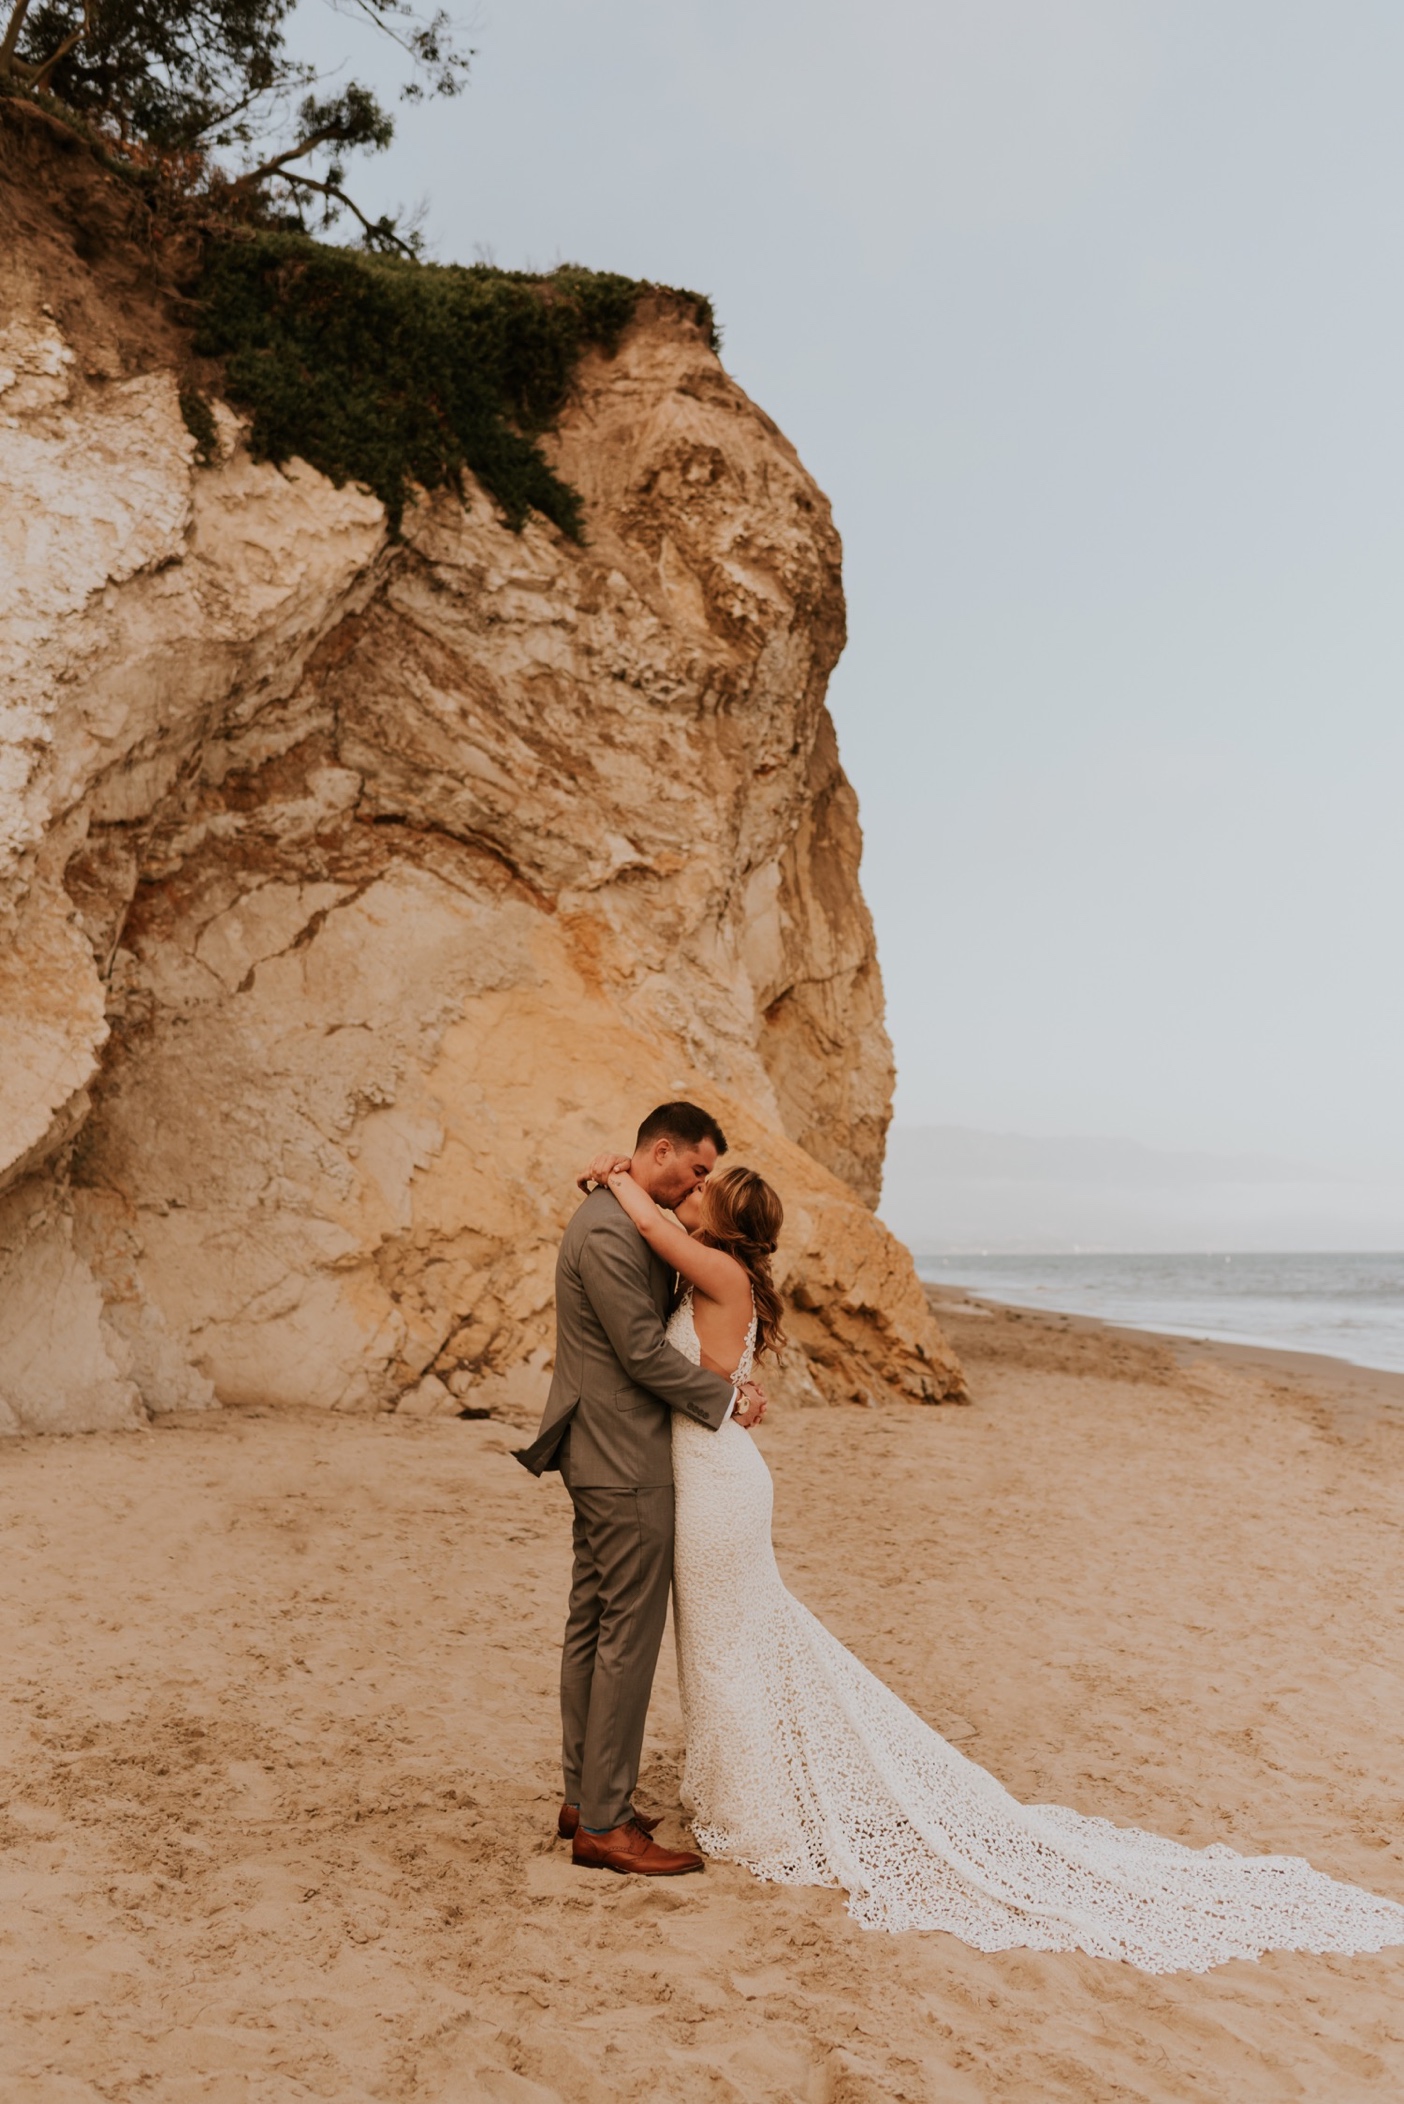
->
<box><xmin>515</xmin><ymin>1101</ymin><xmax>767</xmax><ymax>1876</ymax></box>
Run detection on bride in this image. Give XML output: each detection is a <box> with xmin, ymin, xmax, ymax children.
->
<box><xmin>581</xmin><ymin>1151</ymin><xmax>1404</xmax><ymax>1975</ymax></box>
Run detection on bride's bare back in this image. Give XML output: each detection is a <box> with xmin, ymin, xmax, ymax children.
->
<box><xmin>682</xmin><ymin>1282</ymin><xmax>752</xmax><ymax>1382</ymax></box>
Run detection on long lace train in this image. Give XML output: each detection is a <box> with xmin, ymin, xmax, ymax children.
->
<box><xmin>665</xmin><ymin>1290</ymin><xmax>1404</xmax><ymax>1973</ymax></box>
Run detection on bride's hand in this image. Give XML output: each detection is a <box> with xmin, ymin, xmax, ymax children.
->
<box><xmin>577</xmin><ymin>1151</ymin><xmax>632</xmax><ymax>1192</ymax></box>
<box><xmin>734</xmin><ymin>1378</ymin><xmax>768</xmax><ymax>1429</ymax></box>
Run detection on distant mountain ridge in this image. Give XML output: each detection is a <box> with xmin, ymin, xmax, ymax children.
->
<box><xmin>891</xmin><ymin>1126</ymin><xmax>1335</xmax><ymax>1189</ymax></box>
<box><xmin>880</xmin><ymin>1126</ymin><xmax>1404</xmax><ymax>1254</ymax></box>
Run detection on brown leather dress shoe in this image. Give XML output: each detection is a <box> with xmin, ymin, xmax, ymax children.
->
<box><xmin>558</xmin><ymin>1803</ymin><xmax>661</xmax><ymax>1841</ymax></box>
<box><xmin>572</xmin><ymin>1821</ymin><xmax>704</xmax><ymax>1875</ymax></box>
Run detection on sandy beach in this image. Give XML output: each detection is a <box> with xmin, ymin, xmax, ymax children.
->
<box><xmin>2</xmin><ymin>1292</ymin><xmax>1402</xmax><ymax>2102</ymax></box>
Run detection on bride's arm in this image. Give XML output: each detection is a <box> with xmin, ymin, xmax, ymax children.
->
<box><xmin>578</xmin><ymin>1150</ymin><xmax>631</xmax><ymax>1193</ymax></box>
<box><xmin>602</xmin><ymin>1169</ymin><xmax>748</xmax><ymax>1305</ymax></box>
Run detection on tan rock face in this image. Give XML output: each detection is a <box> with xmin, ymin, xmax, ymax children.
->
<box><xmin>0</xmin><ymin>127</ymin><xmax>963</xmax><ymax>1433</ymax></box>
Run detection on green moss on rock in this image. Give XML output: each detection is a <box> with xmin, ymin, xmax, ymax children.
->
<box><xmin>178</xmin><ymin>384</ymin><xmax>219</xmax><ymax>466</ymax></box>
<box><xmin>193</xmin><ymin>233</ymin><xmax>713</xmax><ymax>537</ymax></box>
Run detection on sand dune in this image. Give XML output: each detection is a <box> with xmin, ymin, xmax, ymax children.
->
<box><xmin>2</xmin><ymin>1294</ymin><xmax>1401</xmax><ymax>2100</ymax></box>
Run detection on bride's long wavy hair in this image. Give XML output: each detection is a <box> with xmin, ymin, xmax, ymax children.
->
<box><xmin>698</xmin><ymin>1166</ymin><xmax>786</xmax><ymax>1357</ymax></box>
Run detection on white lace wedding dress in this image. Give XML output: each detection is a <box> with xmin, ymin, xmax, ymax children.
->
<box><xmin>665</xmin><ymin>1287</ymin><xmax>1404</xmax><ymax>1973</ymax></box>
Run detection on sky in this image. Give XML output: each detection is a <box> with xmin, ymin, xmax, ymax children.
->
<box><xmin>288</xmin><ymin>1</ymin><xmax>1404</xmax><ymax>1203</ymax></box>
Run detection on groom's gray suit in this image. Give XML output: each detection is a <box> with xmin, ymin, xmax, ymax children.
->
<box><xmin>516</xmin><ymin>1185</ymin><xmax>733</xmax><ymax>1831</ymax></box>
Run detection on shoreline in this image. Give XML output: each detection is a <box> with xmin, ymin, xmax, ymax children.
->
<box><xmin>922</xmin><ymin>1278</ymin><xmax>1404</xmax><ymax>1413</ymax></box>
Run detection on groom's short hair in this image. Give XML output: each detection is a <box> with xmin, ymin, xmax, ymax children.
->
<box><xmin>635</xmin><ymin>1101</ymin><xmax>728</xmax><ymax>1156</ymax></box>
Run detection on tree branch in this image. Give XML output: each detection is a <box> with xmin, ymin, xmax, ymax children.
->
<box><xmin>183</xmin><ymin>80</ymin><xmax>276</xmax><ymax>146</ymax></box>
<box><xmin>343</xmin><ymin>0</ymin><xmax>420</xmax><ymax>66</ymax></box>
<box><xmin>274</xmin><ymin>168</ymin><xmax>418</xmax><ymax>257</ymax></box>
<box><xmin>226</xmin><ymin>124</ymin><xmax>342</xmax><ymax>196</ymax></box>
<box><xmin>0</xmin><ymin>0</ymin><xmax>35</xmax><ymax>75</ymax></box>
<box><xmin>31</xmin><ymin>3</ymin><xmax>91</xmax><ymax>95</ymax></box>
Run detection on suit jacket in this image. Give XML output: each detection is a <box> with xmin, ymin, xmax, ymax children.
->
<box><xmin>514</xmin><ymin>1185</ymin><xmax>734</xmax><ymax>1486</ymax></box>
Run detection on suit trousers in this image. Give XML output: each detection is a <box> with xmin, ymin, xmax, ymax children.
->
<box><xmin>559</xmin><ymin>1470</ymin><xmax>675</xmax><ymax>1832</ymax></box>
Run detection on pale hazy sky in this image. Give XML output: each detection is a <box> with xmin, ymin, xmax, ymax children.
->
<box><xmin>292</xmin><ymin>1</ymin><xmax>1404</xmax><ymax>1179</ymax></box>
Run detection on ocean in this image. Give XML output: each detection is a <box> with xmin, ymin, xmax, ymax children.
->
<box><xmin>913</xmin><ymin>1251</ymin><xmax>1404</xmax><ymax>1376</ymax></box>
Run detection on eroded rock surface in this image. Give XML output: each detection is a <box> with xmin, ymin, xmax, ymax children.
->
<box><xmin>0</xmin><ymin>120</ymin><xmax>963</xmax><ymax>1433</ymax></box>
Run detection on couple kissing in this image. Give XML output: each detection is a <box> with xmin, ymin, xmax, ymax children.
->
<box><xmin>515</xmin><ymin>1101</ymin><xmax>1404</xmax><ymax>1972</ymax></box>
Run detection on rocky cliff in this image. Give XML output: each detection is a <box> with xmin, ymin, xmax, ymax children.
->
<box><xmin>0</xmin><ymin>113</ymin><xmax>964</xmax><ymax>1435</ymax></box>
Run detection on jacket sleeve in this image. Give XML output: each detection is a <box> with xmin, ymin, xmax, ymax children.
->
<box><xmin>578</xmin><ymin>1222</ymin><xmax>734</xmax><ymax>1431</ymax></box>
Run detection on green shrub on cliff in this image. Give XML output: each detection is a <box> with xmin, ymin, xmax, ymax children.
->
<box><xmin>2</xmin><ymin>3</ymin><xmax>719</xmax><ymax>540</ymax></box>
<box><xmin>194</xmin><ymin>234</ymin><xmax>702</xmax><ymax>537</ymax></box>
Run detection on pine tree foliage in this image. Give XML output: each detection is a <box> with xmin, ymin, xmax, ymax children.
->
<box><xmin>0</xmin><ymin>0</ymin><xmax>469</xmax><ymax>245</ymax></box>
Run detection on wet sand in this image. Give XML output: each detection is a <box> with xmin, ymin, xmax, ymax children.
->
<box><xmin>2</xmin><ymin>1293</ymin><xmax>1402</xmax><ymax>2101</ymax></box>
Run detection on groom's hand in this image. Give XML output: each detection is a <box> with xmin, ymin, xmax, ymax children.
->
<box><xmin>577</xmin><ymin>1152</ymin><xmax>632</xmax><ymax>1192</ymax></box>
<box><xmin>734</xmin><ymin>1379</ymin><xmax>768</xmax><ymax>1429</ymax></box>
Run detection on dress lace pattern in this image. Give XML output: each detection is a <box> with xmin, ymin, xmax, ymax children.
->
<box><xmin>666</xmin><ymin>1288</ymin><xmax>1404</xmax><ymax>1973</ymax></box>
